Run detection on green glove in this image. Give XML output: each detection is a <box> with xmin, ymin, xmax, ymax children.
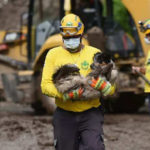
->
<box><xmin>89</xmin><ymin>76</ymin><xmax>112</xmax><ymax>96</ymax></box>
<box><xmin>63</xmin><ymin>88</ymin><xmax>84</xmax><ymax>101</ymax></box>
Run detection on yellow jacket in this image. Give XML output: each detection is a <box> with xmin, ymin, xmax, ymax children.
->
<box><xmin>41</xmin><ymin>45</ymin><xmax>115</xmax><ymax>112</ymax></box>
<box><xmin>144</xmin><ymin>50</ymin><xmax>150</xmax><ymax>93</ymax></box>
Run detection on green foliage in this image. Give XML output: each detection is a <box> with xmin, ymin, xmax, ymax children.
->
<box><xmin>102</xmin><ymin>0</ymin><xmax>132</xmax><ymax>34</ymax></box>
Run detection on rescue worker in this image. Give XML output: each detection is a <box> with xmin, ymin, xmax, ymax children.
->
<box><xmin>41</xmin><ymin>13</ymin><xmax>115</xmax><ymax>150</ymax></box>
<box><xmin>132</xmin><ymin>19</ymin><xmax>150</xmax><ymax>112</ymax></box>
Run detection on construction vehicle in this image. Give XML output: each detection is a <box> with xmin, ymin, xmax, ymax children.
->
<box><xmin>0</xmin><ymin>26</ymin><xmax>30</xmax><ymax>100</ymax></box>
<box><xmin>1</xmin><ymin>0</ymin><xmax>150</xmax><ymax>113</ymax></box>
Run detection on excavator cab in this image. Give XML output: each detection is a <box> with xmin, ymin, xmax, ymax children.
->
<box><xmin>60</xmin><ymin>0</ymin><xmax>142</xmax><ymax>60</ymax></box>
<box><xmin>103</xmin><ymin>0</ymin><xmax>143</xmax><ymax>60</ymax></box>
<box><xmin>29</xmin><ymin>0</ymin><xmax>142</xmax><ymax>60</ymax></box>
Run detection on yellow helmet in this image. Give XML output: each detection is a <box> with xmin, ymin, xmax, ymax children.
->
<box><xmin>139</xmin><ymin>19</ymin><xmax>150</xmax><ymax>35</ymax></box>
<box><xmin>60</xmin><ymin>14</ymin><xmax>84</xmax><ymax>37</ymax></box>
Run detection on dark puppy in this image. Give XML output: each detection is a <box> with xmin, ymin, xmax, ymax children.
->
<box><xmin>90</xmin><ymin>52</ymin><xmax>117</xmax><ymax>84</ymax></box>
<box><xmin>52</xmin><ymin>52</ymin><xmax>117</xmax><ymax>100</ymax></box>
<box><xmin>90</xmin><ymin>52</ymin><xmax>113</xmax><ymax>80</ymax></box>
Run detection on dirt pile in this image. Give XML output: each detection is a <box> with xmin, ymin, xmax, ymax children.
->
<box><xmin>0</xmin><ymin>115</ymin><xmax>54</xmax><ymax>150</ymax></box>
<box><xmin>104</xmin><ymin>114</ymin><xmax>150</xmax><ymax>150</ymax></box>
<box><xmin>0</xmin><ymin>102</ymin><xmax>150</xmax><ymax>150</ymax></box>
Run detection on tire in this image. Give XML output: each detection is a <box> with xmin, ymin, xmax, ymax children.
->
<box><xmin>104</xmin><ymin>92</ymin><xmax>145</xmax><ymax>113</ymax></box>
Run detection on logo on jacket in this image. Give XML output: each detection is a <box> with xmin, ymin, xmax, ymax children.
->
<box><xmin>81</xmin><ymin>61</ymin><xmax>89</xmax><ymax>70</ymax></box>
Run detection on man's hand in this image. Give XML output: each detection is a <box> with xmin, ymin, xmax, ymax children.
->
<box><xmin>89</xmin><ymin>76</ymin><xmax>112</xmax><ymax>96</ymax></box>
<box><xmin>132</xmin><ymin>66</ymin><xmax>141</xmax><ymax>73</ymax></box>
<box><xmin>63</xmin><ymin>87</ymin><xmax>84</xmax><ymax>101</ymax></box>
<box><xmin>132</xmin><ymin>66</ymin><xmax>145</xmax><ymax>74</ymax></box>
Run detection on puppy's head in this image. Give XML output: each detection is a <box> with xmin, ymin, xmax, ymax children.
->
<box><xmin>90</xmin><ymin>52</ymin><xmax>114</xmax><ymax>79</ymax></box>
<box><xmin>91</xmin><ymin>52</ymin><xmax>112</xmax><ymax>68</ymax></box>
<box><xmin>52</xmin><ymin>64</ymin><xmax>80</xmax><ymax>83</ymax></box>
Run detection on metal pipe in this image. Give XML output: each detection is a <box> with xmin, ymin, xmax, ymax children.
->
<box><xmin>106</xmin><ymin>0</ymin><xmax>113</xmax><ymax>19</ymax></box>
<box><xmin>39</xmin><ymin>0</ymin><xmax>43</xmax><ymax>21</ymax></box>
<box><xmin>59</xmin><ymin>0</ymin><xmax>65</xmax><ymax>19</ymax></box>
<box><xmin>27</xmin><ymin>0</ymin><xmax>34</xmax><ymax>63</ymax></box>
<box><xmin>135</xmin><ymin>70</ymin><xmax>150</xmax><ymax>85</ymax></box>
<box><xmin>94</xmin><ymin>0</ymin><xmax>102</xmax><ymax>28</ymax></box>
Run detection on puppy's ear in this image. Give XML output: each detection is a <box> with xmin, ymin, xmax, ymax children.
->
<box><xmin>91</xmin><ymin>52</ymin><xmax>103</xmax><ymax>70</ymax></box>
<box><xmin>93</xmin><ymin>52</ymin><xmax>112</xmax><ymax>64</ymax></box>
<box><xmin>93</xmin><ymin>52</ymin><xmax>102</xmax><ymax>63</ymax></box>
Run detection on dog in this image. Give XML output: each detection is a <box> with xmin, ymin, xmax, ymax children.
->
<box><xmin>52</xmin><ymin>52</ymin><xmax>118</xmax><ymax>100</ymax></box>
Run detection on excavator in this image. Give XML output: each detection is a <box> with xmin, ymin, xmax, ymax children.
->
<box><xmin>1</xmin><ymin>0</ymin><xmax>150</xmax><ymax>113</ymax></box>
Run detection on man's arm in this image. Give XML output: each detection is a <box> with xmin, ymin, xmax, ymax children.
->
<box><xmin>41</xmin><ymin>50</ymin><xmax>84</xmax><ymax>101</ymax></box>
<box><xmin>41</xmin><ymin>50</ymin><xmax>63</xmax><ymax>99</ymax></box>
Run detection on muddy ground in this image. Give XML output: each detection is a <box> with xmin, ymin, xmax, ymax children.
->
<box><xmin>0</xmin><ymin>102</ymin><xmax>150</xmax><ymax>150</ymax></box>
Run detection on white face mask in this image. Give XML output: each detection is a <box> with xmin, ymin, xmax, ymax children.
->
<box><xmin>144</xmin><ymin>37</ymin><xmax>150</xmax><ymax>44</ymax></box>
<box><xmin>63</xmin><ymin>37</ymin><xmax>80</xmax><ymax>51</ymax></box>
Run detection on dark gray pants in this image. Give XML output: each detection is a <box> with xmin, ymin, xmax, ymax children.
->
<box><xmin>53</xmin><ymin>107</ymin><xmax>105</xmax><ymax>150</ymax></box>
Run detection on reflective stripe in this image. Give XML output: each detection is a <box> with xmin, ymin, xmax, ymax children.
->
<box><xmin>78</xmin><ymin>88</ymin><xmax>83</xmax><ymax>96</ymax></box>
<box><xmin>102</xmin><ymin>84</ymin><xmax>111</xmax><ymax>94</ymax></box>
<box><xmin>73</xmin><ymin>90</ymin><xmax>78</xmax><ymax>98</ymax></box>
<box><xmin>95</xmin><ymin>79</ymin><xmax>104</xmax><ymax>89</ymax></box>
<box><xmin>69</xmin><ymin>92</ymin><xmax>74</xmax><ymax>99</ymax></box>
<box><xmin>90</xmin><ymin>80</ymin><xmax>96</xmax><ymax>87</ymax></box>
<box><xmin>63</xmin><ymin>94</ymin><xmax>69</xmax><ymax>101</ymax></box>
<box><xmin>99</xmin><ymin>82</ymin><xmax>107</xmax><ymax>90</ymax></box>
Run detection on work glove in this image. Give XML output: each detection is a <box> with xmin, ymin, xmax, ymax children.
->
<box><xmin>89</xmin><ymin>76</ymin><xmax>112</xmax><ymax>96</ymax></box>
<box><xmin>62</xmin><ymin>87</ymin><xmax>84</xmax><ymax>101</ymax></box>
